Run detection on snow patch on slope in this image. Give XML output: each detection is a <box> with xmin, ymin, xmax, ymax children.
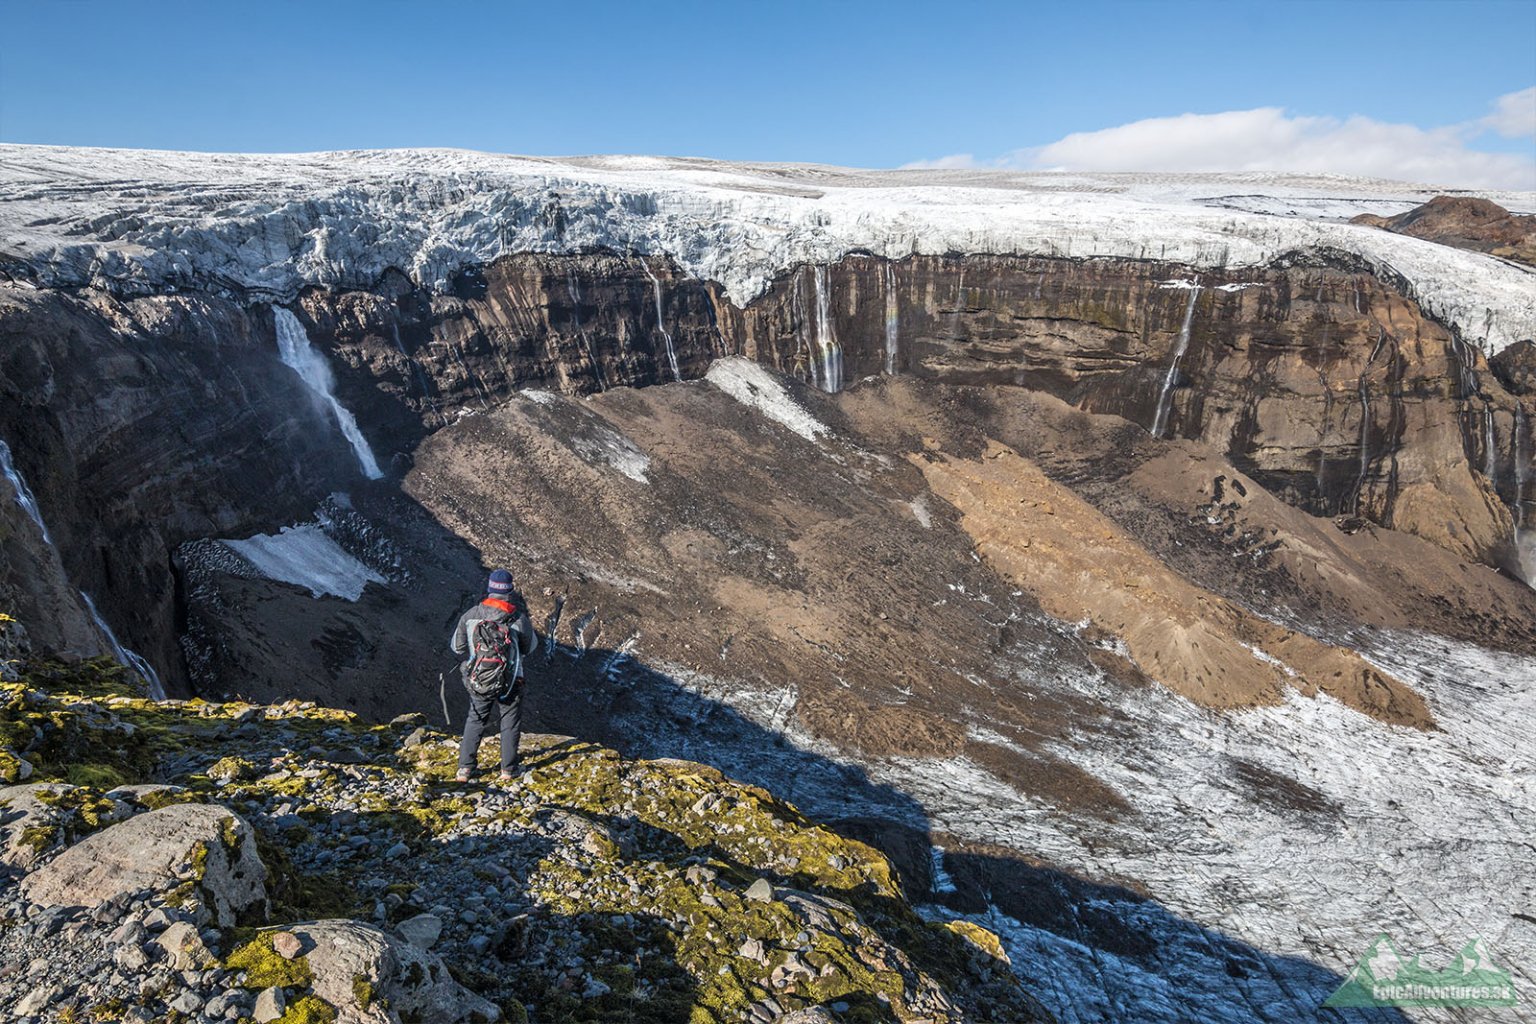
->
<box><xmin>1</xmin><ymin>146</ymin><xmax>1532</xmax><ymax>356</ymax></box>
<box><xmin>222</xmin><ymin>524</ymin><xmax>385</xmax><ymax>600</ymax></box>
<box><xmin>705</xmin><ymin>357</ymin><xmax>829</xmax><ymax>441</ymax></box>
<box><xmin>884</xmin><ymin>630</ymin><xmax>1536</xmax><ymax>1024</ymax></box>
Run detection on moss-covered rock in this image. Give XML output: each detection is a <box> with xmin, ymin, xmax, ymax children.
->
<box><xmin>0</xmin><ymin>637</ymin><xmax>1052</xmax><ymax>1024</ymax></box>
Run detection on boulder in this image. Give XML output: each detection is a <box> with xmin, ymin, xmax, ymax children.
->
<box><xmin>253</xmin><ymin>986</ymin><xmax>286</xmax><ymax>1023</ymax></box>
<box><xmin>0</xmin><ymin>782</ymin><xmax>72</xmax><ymax>869</ymax></box>
<box><xmin>395</xmin><ymin>912</ymin><xmax>443</xmax><ymax>949</ymax></box>
<box><xmin>152</xmin><ymin>920</ymin><xmax>216</xmax><ymax>970</ymax></box>
<box><xmin>20</xmin><ymin>803</ymin><xmax>266</xmax><ymax>927</ymax></box>
<box><xmin>281</xmin><ymin>919</ymin><xmax>497</xmax><ymax>1023</ymax></box>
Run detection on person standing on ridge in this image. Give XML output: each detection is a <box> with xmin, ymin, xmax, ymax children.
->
<box><xmin>451</xmin><ymin>569</ymin><xmax>537</xmax><ymax>783</ymax></box>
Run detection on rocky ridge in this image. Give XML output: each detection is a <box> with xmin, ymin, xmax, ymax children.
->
<box><xmin>1352</xmin><ymin>195</ymin><xmax>1536</xmax><ymax>266</ymax></box>
<box><xmin>0</xmin><ymin>645</ymin><xmax>1045</xmax><ymax>1024</ymax></box>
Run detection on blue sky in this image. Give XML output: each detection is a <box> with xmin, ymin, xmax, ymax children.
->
<box><xmin>2</xmin><ymin>0</ymin><xmax>1533</xmax><ymax>185</ymax></box>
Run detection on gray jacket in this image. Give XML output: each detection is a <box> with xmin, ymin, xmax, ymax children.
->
<box><xmin>451</xmin><ymin>596</ymin><xmax>537</xmax><ymax>678</ymax></box>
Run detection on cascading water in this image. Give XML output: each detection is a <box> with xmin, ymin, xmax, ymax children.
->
<box><xmin>948</xmin><ymin>268</ymin><xmax>968</xmax><ymax>343</ymax></box>
<box><xmin>812</xmin><ymin>265</ymin><xmax>843</xmax><ymax>393</ymax></box>
<box><xmin>1150</xmin><ymin>282</ymin><xmax>1201</xmax><ymax>438</ymax></box>
<box><xmin>566</xmin><ymin>273</ymin><xmax>607</xmax><ymax>389</ymax></box>
<box><xmin>1517</xmin><ymin>405</ymin><xmax>1534</xmax><ymax>585</ymax></box>
<box><xmin>640</xmin><ymin>261</ymin><xmax>682</xmax><ymax>382</ymax></box>
<box><xmin>883</xmin><ymin>263</ymin><xmax>900</xmax><ymax>376</ymax></box>
<box><xmin>1484</xmin><ymin>405</ymin><xmax>1498</xmax><ymax>480</ymax></box>
<box><xmin>3</xmin><ymin>438</ymin><xmax>166</xmax><ymax>696</ymax></box>
<box><xmin>79</xmin><ymin>590</ymin><xmax>165</xmax><ymax>700</ymax></box>
<box><xmin>1351</xmin><ymin>327</ymin><xmax>1389</xmax><ymax>516</ymax></box>
<box><xmin>273</xmin><ymin>308</ymin><xmax>383</xmax><ymax>479</ymax></box>
<box><xmin>390</xmin><ymin>323</ymin><xmax>445</xmax><ymax>426</ymax></box>
<box><xmin>0</xmin><ymin>439</ymin><xmax>52</xmax><ymax>546</ymax></box>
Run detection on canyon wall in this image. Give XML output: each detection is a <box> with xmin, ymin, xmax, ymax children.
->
<box><xmin>1</xmin><ymin>250</ymin><xmax>1530</xmax><ymax>688</ymax></box>
<box><xmin>306</xmin><ymin>252</ymin><xmax>1525</xmax><ymax>567</ymax></box>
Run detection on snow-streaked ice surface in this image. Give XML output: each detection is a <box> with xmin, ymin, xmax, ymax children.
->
<box><xmin>221</xmin><ymin>524</ymin><xmax>385</xmax><ymax>600</ymax></box>
<box><xmin>605</xmin><ymin>629</ymin><xmax>1534</xmax><ymax>1023</ymax></box>
<box><xmin>1</xmin><ymin>146</ymin><xmax>1532</xmax><ymax>356</ymax></box>
<box><xmin>705</xmin><ymin>357</ymin><xmax>829</xmax><ymax>441</ymax></box>
<box><xmin>570</xmin><ymin>424</ymin><xmax>651</xmax><ymax>483</ymax></box>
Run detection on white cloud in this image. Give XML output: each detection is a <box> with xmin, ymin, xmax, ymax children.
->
<box><xmin>900</xmin><ymin>153</ymin><xmax>978</xmax><ymax>170</ymax></box>
<box><xmin>1480</xmin><ymin>86</ymin><xmax>1536</xmax><ymax>139</ymax></box>
<box><xmin>905</xmin><ymin>89</ymin><xmax>1536</xmax><ymax>190</ymax></box>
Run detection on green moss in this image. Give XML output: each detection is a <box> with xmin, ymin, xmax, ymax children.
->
<box><xmin>207</xmin><ymin>756</ymin><xmax>257</xmax><ymax>783</ymax></box>
<box><xmin>64</xmin><ymin>763</ymin><xmax>128</xmax><ymax>789</ymax></box>
<box><xmin>188</xmin><ymin>839</ymin><xmax>210</xmax><ymax>880</ymax></box>
<box><xmin>253</xmin><ymin>830</ymin><xmax>360</xmax><ymax>922</ymax></box>
<box><xmin>275</xmin><ymin>995</ymin><xmax>337</xmax><ymax>1024</ymax></box>
<box><xmin>219</xmin><ymin>814</ymin><xmax>243</xmax><ymax>852</ymax></box>
<box><xmin>0</xmin><ymin>748</ymin><xmax>25</xmax><ymax>783</ymax></box>
<box><xmin>19</xmin><ymin>823</ymin><xmax>59</xmax><ymax>854</ymax></box>
<box><xmin>350</xmin><ymin>974</ymin><xmax>373</xmax><ymax>1010</ymax></box>
<box><xmin>226</xmin><ymin>931</ymin><xmax>314</xmax><ymax>989</ymax></box>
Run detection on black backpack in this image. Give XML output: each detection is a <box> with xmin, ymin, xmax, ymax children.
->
<box><xmin>467</xmin><ymin>615</ymin><xmax>522</xmax><ymax>697</ymax></box>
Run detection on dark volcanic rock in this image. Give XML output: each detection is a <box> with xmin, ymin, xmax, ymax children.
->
<box><xmin>1353</xmin><ymin>195</ymin><xmax>1536</xmax><ymax>265</ymax></box>
<box><xmin>1</xmin><ymin>248</ymin><xmax>1531</xmax><ymax>690</ymax></box>
<box><xmin>0</xmin><ymin>288</ymin><xmax>361</xmax><ymax>687</ymax></box>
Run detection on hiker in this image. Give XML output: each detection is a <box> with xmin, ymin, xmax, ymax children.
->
<box><xmin>451</xmin><ymin>569</ymin><xmax>537</xmax><ymax>782</ymax></box>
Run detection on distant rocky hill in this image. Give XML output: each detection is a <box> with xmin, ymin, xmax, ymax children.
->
<box><xmin>0</xmin><ymin>636</ymin><xmax>1044</xmax><ymax>1024</ymax></box>
<box><xmin>1352</xmin><ymin>195</ymin><xmax>1536</xmax><ymax>266</ymax></box>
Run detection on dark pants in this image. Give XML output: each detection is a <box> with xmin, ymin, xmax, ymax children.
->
<box><xmin>457</xmin><ymin>680</ymin><xmax>524</xmax><ymax>773</ymax></box>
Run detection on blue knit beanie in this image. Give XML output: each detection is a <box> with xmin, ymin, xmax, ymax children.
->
<box><xmin>487</xmin><ymin>569</ymin><xmax>515</xmax><ymax>595</ymax></box>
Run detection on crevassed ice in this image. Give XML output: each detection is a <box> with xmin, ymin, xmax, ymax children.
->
<box><xmin>3</xmin><ymin>147</ymin><xmax>1533</xmax><ymax>357</ymax></box>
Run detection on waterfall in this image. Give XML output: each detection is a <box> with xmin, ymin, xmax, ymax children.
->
<box><xmin>1150</xmin><ymin>283</ymin><xmax>1201</xmax><ymax>438</ymax></box>
<box><xmin>883</xmin><ymin>263</ymin><xmax>899</xmax><ymax>376</ymax></box>
<box><xmin>0</xmin><ymin>439</ymin><xmax>53</xmax><ymax>546</ymax></box>
<box><xmin>565</xmin><ymin>273</ymin><xmax>607</xmax><ymax>389</ymax></box>
<box><xmin>1517</xmin><ymin>405</ymin><xmax>1534</xmax><ymax>585</ymax></box>
<box><xmin>1352</xmin><ymin>328</ymin><xmax>1389</xmax><ymax>515</ymax></box>
<box><xmin>949</xmin><ymin>268</ymin><xmax>967</xmax><ymax>341</ymax></box>
<box><xmin>273</xmin><ymin>308</ymin><xmax>383</xmax><ymax>480</ymax></box>
<box><xmin>449</xmin><ymin>341</ymin><xmax>491</xmax><ymax>409</ymax></box>
<box><xmin>812</xmin><ymin>265</ymin><xmax>843</xmax><ymax>393</ymax></box>
<box><xmin>640</xmin><ymin>261</ymin><xmax>681</xmax><ymax>382</ymax></box>
<box><xmin>79</xmin><ymin>590</ymin><xmax>165</xmax><ymax>700</ymax></box>
<box><xmin>4</xmin><ymin>438</ymin><xmax>166</xmax><ymax>696</ymax></box>
<box><xmin>1484</xmin><ymin>405</ymin><xmax>1497</xmax><ymax>480</ymax></box>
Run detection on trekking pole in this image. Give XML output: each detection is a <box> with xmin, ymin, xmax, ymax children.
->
<box><xmin>438</xmin><ymin>671</ymin><xmax>453</xmax><ymax>729</ymax></box>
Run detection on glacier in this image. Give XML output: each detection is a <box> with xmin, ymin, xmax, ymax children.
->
<box><xmin>1</xmin><ymin>146</ymin><xmax>1532</xmax><ymax>357</ymax></box>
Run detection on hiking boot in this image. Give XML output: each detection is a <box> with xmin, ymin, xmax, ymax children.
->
<box><xmin>455</xmin><ymin>768</ymin><xmax>472</xmax><ymax>783</ymax></box>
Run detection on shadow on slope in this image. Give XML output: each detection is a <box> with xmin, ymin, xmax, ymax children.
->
<box><xmin>507</xmin><ymin>639</ymin><xmax>1409</xmax><ymax>1024</ymax></box>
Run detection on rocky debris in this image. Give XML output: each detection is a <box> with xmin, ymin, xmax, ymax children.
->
<box><xmin>20</xmin><ymin>802</ymin><xmax>267</xmax><ymax>928</ymax></box>
<box><xmin>151</xmin><ymin>919</ymin><xmax>217</xmax><ymax>970</ymax></box>
<box><xmin>0</xmin><ymin>612</ymin><xmax>29</xmax><ymax>683</ymax></box>
<box><xmin>0</xmin><ymin>660</ymin><xmax>1046</xmax><ymax>1023</ymax></box>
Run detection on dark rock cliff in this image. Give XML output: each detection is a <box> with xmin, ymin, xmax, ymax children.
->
<box><xmin>0</xmin><ymin>249</ymin><xmax>1530</xmax><ymax>688</ymax></box>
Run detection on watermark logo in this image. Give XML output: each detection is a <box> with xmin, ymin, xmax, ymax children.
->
<box><xmin>1325</xmin><ymin>934</ymin><xmax>1518</xmax><ymax>1008</ymax></box>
